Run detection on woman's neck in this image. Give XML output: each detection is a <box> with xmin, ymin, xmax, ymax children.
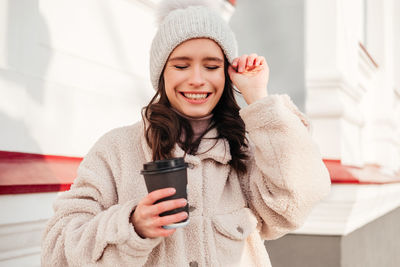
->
<box><xmin>171</xmin><ymin>108</ymin><xmax>213</xmax><ymax>142</ymax></box>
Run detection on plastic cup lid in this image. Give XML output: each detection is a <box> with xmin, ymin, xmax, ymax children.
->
<box><xmin>142</xmin><ymin>157</ymin><xmax>187</xmax><ymax>172</ymax></box>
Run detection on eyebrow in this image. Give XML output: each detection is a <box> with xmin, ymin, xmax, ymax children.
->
<box><xmin>168</xmin><ymin>56</ymin><xmax>224</xmax><ymax>63</ymax></box>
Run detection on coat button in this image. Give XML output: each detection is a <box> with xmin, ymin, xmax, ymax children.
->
<box><xmin>188</xmin><ymin>163</ymin><xmax>194</xmax><ymax>169</ymax></box>
<box><xmin>189</xmin><ymin>206</ymin><xmax>196</xmax><ymax>212</ymax></box>
<box><xmin>189</xmin><ymin>261</ymin><xmax>198</xmax><ymax>267</ymax></box>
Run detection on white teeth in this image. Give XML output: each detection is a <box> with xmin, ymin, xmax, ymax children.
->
<box><xmin>183</xmin><ymin>93</ymin><xmax>208</xmax><ymax>99</ymax></box>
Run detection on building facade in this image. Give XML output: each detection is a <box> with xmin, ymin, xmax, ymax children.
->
<box><xmin>0</xmin><ymin>0</ymin><xmax>399</xmax><ymax>266</ymax></box>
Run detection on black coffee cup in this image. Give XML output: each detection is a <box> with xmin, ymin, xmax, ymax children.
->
<box><xmin>140</xmin><ymin>157</ymin><xmax>189</xmax><ymax>229</ymax></box>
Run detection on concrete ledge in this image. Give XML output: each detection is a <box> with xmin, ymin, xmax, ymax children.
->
<box><xmin>292</xmin><ymin>183</ymin><xmax>400</xmax><ymax>236</ymax></box>
<box><xmin>266</xmin><ymin>206</ymin><xmax>400</xmax><ymax>267</ymax></box>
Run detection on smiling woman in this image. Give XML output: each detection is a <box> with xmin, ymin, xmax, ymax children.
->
<box><xmin>41</xmin><ymin>0</ymin><xmax>331</xmax><ymax>266</ymax></box>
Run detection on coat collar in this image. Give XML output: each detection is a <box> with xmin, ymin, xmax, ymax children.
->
<box><xmin>140</xmin><ymin>124</ymin><xmax>231</xmax><ymax>167</ymax></box>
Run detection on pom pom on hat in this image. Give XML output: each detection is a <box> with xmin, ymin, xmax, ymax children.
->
<box><xmin>156</xmin><ymin>0</ymin><xmax>220</xmax><ymax>25</ymax></box>
<box><xmin>149</xmin><ymin>0</ymin><xmax>238</xmax><ymax>90</ymax></box>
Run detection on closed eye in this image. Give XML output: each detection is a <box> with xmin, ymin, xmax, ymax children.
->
<box><xmin>174</xmin><ymin>65</ymin><xmax>221</xmax><ymax>70</ymax></box>
<box><xmin>206</xmin><ymin>66</ymin><xmax>220</xmax><ymax>70</ymax></box>
<box><xmin>174</xmin><ymin>65</ymin><xmax>188</xmax><ymax>70</ymax></box>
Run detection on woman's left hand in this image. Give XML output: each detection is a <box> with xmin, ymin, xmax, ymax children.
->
<box><xmin>228</xmin><ymin>54</ymin><xmax>269</xmax><ymax>105</ymax></box>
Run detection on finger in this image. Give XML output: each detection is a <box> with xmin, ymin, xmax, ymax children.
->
<box><xmin>254</xmin><ymin>56</ymin><xmax>263</xmax><ymax>66</ymax></box>
<box><xmin>154</xmin><ymin>227</ymin><xmax>177</xmax><ymax>237</ymax></box>
<box><xmin>153</xmin><ymin>211</ymin><xmax>188</xmax><ymax>227</ymax></box>
<box><xmin>261</xmin><ymin>57</ymin><xmax>270</xmax><ymax>71</ymax></box>
<box><xmin>238</xmin><ymin>54</ymin><xmax>248</xmax><ymax>73</ymax></box>
<box><xmin>231</xmin><ymin>58</ymin><xmax>239</xmax><ymax>68</ymax></box>
<box><xmin>141</xmin><ymin>187</ymin><xmax>176</xmax><ymax>206</ymax></box>
<box><xmin>259</xmin><ymin>56</ymin><xmax>267</xmax><ymax>66</ymax></box>
<box><xmin>246</xmin><ymin>53</ymin><xmax>258</xmax><ymax>67</ymax></box>
<box><xmin>151</xmin><ymin>198</ymin><xmax>187</xmax><ymax>216</ymax></box>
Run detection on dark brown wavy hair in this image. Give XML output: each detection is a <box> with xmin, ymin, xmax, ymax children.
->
<box><xmin>142</xmin><ymin>56</ymin><xmax>249</xmax><ymax>176</ymax></box>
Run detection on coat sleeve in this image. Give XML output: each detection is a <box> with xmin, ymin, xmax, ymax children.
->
<box><xmin>239</xmin><ymin>94</ymin><xmax>331</xmax><ymax>240</ymax></box>
<box><xmin>41</xmin><ymin>132</ymin><xmax>162</xmax><ymax>266</ymax></box>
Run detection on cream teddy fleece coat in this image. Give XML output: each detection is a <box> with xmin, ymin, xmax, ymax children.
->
<box><xmin>41</xmin><ymin>95</ymin><xmax>331</xmax><ymax>266</ymax></box>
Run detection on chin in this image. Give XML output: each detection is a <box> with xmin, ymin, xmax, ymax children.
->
<box><xmin>185</xmin><ymin>109</ymin><xmax>211</xmax><ymax>118</ymax></box>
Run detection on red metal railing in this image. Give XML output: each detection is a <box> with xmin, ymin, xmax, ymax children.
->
<box><xmin>1</xmin><ymin>151</ymin><xmax>399</xmax><ymax>194</ymax></box>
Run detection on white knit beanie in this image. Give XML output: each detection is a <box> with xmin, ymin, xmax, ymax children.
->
<box><xmin>149</xmin><ymin>0</ymin><xmax>238</xmax><ymax>90</ymax></box>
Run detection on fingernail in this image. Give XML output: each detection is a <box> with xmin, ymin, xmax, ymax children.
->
<box><xmin>180</xmin><ymin>199</ymin><xmax>187</xmax><ymax>205</ymax></box>
<box><xmin>169</xmin><ymin>188</ymin><xmax>176</xmax><ymax>194</ymax></box>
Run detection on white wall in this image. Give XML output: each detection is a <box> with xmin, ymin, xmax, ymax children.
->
<box><xmin>0</xmin><ymin>0</ymin><xmax>159</xmax><ymax>157</ymax></box>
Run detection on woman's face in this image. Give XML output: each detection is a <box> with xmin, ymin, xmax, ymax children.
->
<box><xmin>163</xmin><ymin>38</ymin><xmax>225</xmax><ymax>118</ymax></box>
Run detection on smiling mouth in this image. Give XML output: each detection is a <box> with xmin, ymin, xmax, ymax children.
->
<box><xmin>179</xmin><ymin>92</ymin><xmax>212</xmax><ymax>100</ymax></box>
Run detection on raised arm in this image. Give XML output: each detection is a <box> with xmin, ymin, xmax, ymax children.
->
<box><xmin>239</xmin><ymin>94</ymin><xmax>331</xmax><ymax>240</ymax></box>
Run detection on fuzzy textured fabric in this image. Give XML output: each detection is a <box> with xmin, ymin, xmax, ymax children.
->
<box><xmin>150</xmin><ymin>0</ymin><xmax>238</xmax><ymax>90</ymax></box>
<box><xmin>156</xmin><ymin>0</ymin><xmax>220</xmax><ymax>25</ymax></box>
<box><xmin>41</xmin><ymin>94</ymin><xmax>331</xmax><ymax>266</ymax></box>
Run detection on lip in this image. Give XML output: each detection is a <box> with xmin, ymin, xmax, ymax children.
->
<box><xmin>179</xmin><ymin>91</ymin><xmax>212</xmax><ymax>104</ymax></box>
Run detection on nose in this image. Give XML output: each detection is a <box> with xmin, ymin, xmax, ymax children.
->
<box><xmin>188</xmin><ymin>66</ymin><xmax>205</xmax><ymax>88</ymax></box>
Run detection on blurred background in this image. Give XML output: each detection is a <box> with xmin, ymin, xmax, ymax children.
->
<box><xmin>0</xmin><ymin>0</ymin><xmax>399</xmax><ymax>266</ymax></box>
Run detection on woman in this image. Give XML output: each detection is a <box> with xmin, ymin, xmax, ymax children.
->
<box><xmin>41</xmin><ymin>1</ymin><xmax>331</xmax><ymax>266</ymax></box>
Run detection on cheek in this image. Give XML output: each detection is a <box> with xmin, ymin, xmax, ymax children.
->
<box><xmin>163</xmin><ymin>72</ymin><xmax>176</xmax><ymax>94</ymax></box>
<box><xmin>211</xmin><ymin>71</ymin><xmax>225</xmax><ymax>91</ymax></box>
<box><xmin>164</xmin><ymin>71</ymin><xmax>186</xmax><ymax>90</ymax></box>
<box><xmin>165</xmin><ymin>87</ymin><xmax>174</xmax><ymax>103</ymax></box>
<box><xmin>163</xmin><ymin>74</ymin><xmax>176</xmax><ymax>105</ymax></box>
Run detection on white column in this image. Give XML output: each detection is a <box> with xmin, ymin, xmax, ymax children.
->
<box><xmin>361</xmin><ymin>0</ymin><xmax>399</xmax><ymax>173</ymax></box>
<box><xmin>305</xmin><ymin>0</ymin><xmax>367</xmax><ymax>167</ymax></box>
<box><xmin>394</xmin><ymin>0</ymin><xmax>400</xmax><ymax>175</ymax></box>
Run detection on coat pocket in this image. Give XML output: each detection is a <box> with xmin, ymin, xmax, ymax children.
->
<box><xmin>212</xmin><ymin>207</ymin><xmax>258</xmax><ymax>241</ymax></box>
<box><xmin>211</xmin><ymin>208</ymin><xmax>258</xmax><ymax>266</ymax></box>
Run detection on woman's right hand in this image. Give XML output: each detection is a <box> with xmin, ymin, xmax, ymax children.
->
<box><xmin>130</xmin><ymin>187</ymin><xmax>188</xmax><ymax>239</ymax></box>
